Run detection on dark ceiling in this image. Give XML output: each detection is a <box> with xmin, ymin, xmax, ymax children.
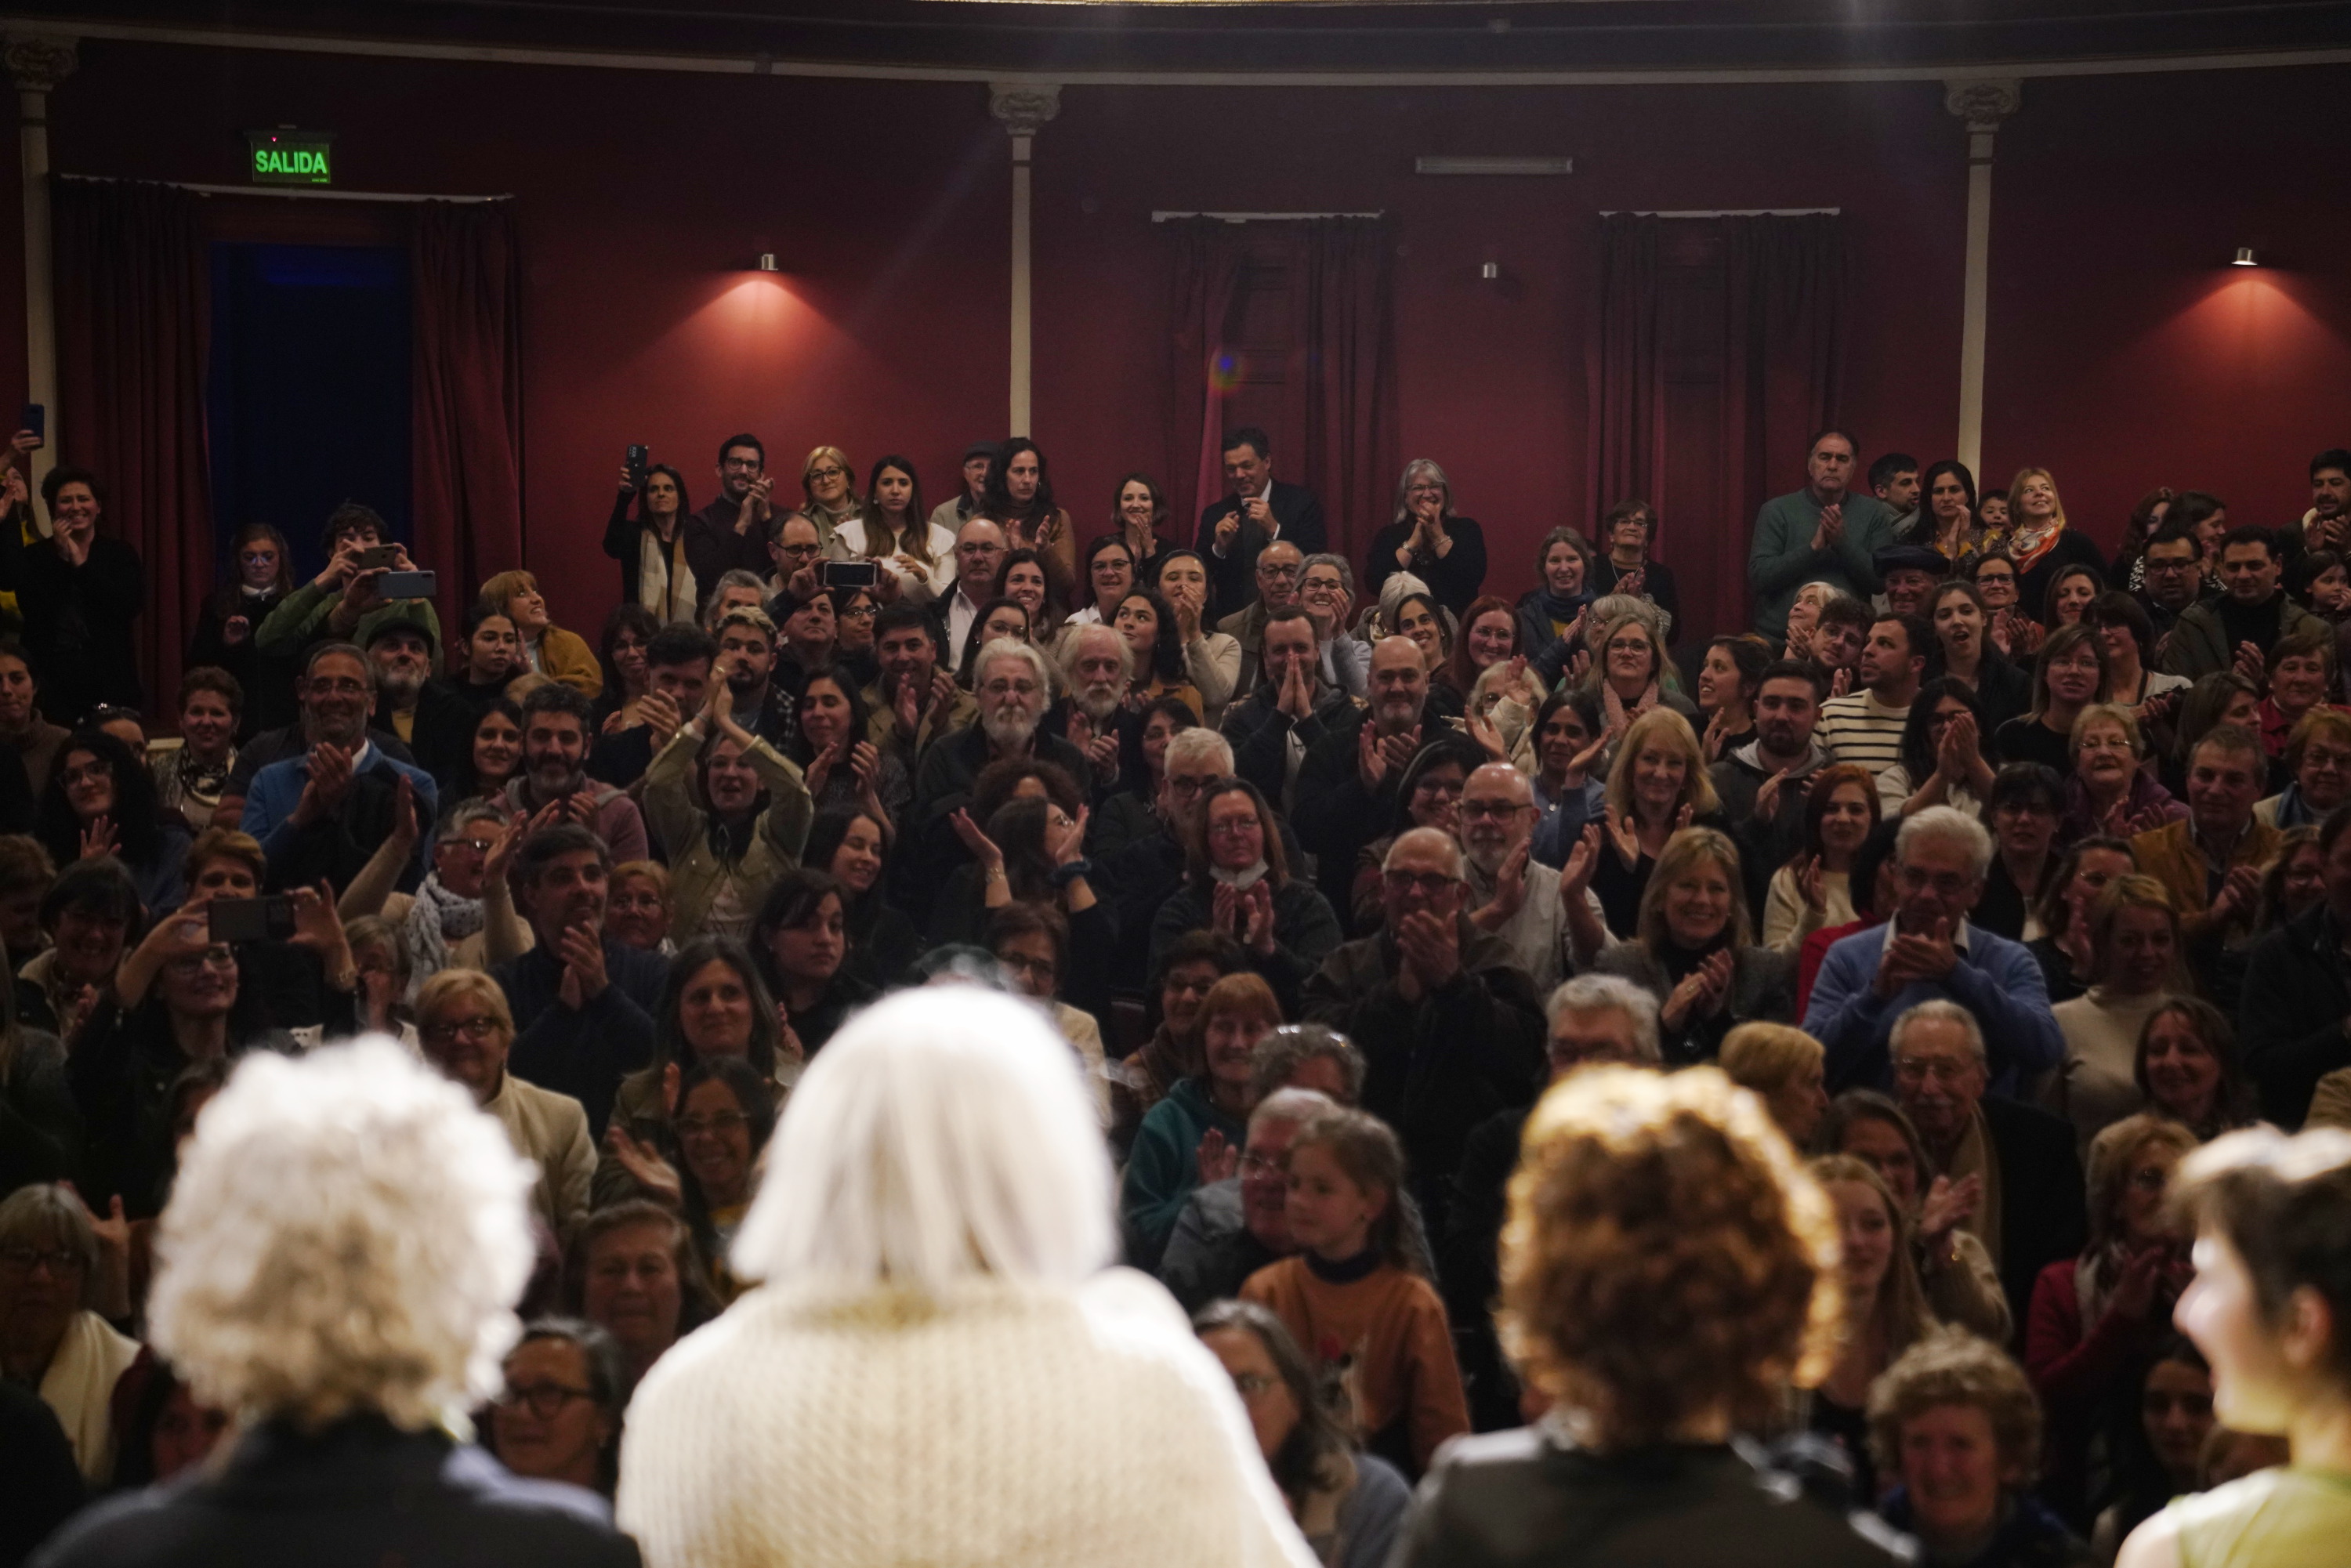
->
<box><xmin>14</xmin><ymin>0</ymin><xmax>2351</xmax><ymax>74</ymax></box>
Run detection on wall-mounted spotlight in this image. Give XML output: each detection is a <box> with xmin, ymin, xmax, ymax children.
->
<box><xmin>755</xmin><ymin>252</ymin><xmax>781</xmax><ymax>273</ymax></box>
<box><xmin>2233</xmin><ymin>247</ymin><xmax>2258</xmax><ymax>267</ymax></box>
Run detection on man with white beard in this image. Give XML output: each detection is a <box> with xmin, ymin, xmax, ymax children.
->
<box><xmin>1052</xmin><ymin>623</ymin><xmax>1133</xmax><ymax>792</ymax></box>
<box><xmin>908</xmin><ymin>638</ymin><xmax>1089</xmax><ymax>918</ymax></box>
<box><xmin>1458</xmin><ymin>761</ymin><xmax>1607</xmax><ymax>994</ymax></box>
<box><xmin>360</xmin><ymin>611</ymin><xmax>476</xmax><ymax>787</ymax></box>
<box><xmin>1294</xmin><ymin>636</ymin><xmax>1444</xmax><ymax>928</ymax></box>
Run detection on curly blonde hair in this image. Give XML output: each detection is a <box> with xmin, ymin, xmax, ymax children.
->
<box><xmin>1867</xmin><ymin>1328</ymin><xmax>2043</xmax><ymax>1483</ymax></box>
<box><xmin>147</xmin><ymin>1040</ymin><xmax>537</xmax><ymax>1431</ymax></box>
<box><xmin>1719</xmin><ymin>1023</ymin><xmax>1824</xmax><ymax>1102</ymax></box>
<box><xmin>1499</xmin><ymin>1065</ymin><xmax>1841</xmax><ymax>1449</ymax></box>
<box><xmin>2085</xmin><ymin>1113</ymin><xmax>2199</xmax><ymax>1254</ymax></box>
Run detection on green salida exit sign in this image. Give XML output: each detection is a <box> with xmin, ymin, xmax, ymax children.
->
<box><xmin>246</xmin><ymin>128</ymin><xmax>334</xmax><ymax>186</ymax></box>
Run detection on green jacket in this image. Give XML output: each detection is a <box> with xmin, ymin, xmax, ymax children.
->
<box><xmin>255</xmin><ymin>580</ymin><xmax>444</xmax><ymax>661</ymax></box>
<box><xmin>642</xmin><ymin>724</ymin><xmax>813</xmax><ymax>940</ymax></box>
<box><xmin>1748</xmin><ymin>489</ymin><xmax>1897</xmax><ymax>641</ymax></box>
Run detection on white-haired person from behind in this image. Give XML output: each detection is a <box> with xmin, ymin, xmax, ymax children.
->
<box><xmin>616</xmin><ymin>985</ymin><xmax>1317</xmax><ymax>1568</ymax></box>
<box><xmin>33</xmin><ymin>1041</ymin><xmax>639</xmax><ymax>1568</ymax></box>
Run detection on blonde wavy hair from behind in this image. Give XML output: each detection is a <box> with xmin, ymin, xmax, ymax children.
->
<box><xmin>1498</xmin><ymin>1065</ymin><xmax>1841</xmax><ymax>1450</ymax></box>
<box><xmin>148</xmin><ymin>1039</ymin><xmax>536</xmax><ymax>1432</ymax></box>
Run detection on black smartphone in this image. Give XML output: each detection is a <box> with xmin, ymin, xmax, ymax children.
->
<box><xmin>20</xmin><ymin>404</ymin><xmax>43</xmax><ymax>446</ymax></box>
<box><xmin>379</xmin><ymin>569</ymin><xmax>437</xmax><ymax>599</ymax></box>
<box><xmin>210</xmin><ymin>895</ymin><xmax>295</xmax><ymax>943</ymax></box>
<box><xmin>821</xmin><ymin>559</ymin><xmax>878</xmax><ymax>589</ymax></box>
<box><xmin>357</xmin><ymin>545</ymin><xmax>400</xmax><ymax>570</ymax></box>
<box><xmin>625</xmin><ymin>444</ymin><xmax>650</xmax><ymax>489</ymax></box>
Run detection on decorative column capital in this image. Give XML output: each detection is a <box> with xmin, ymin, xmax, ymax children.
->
<box><xmin>1943</xmin><ymin>77</ymin><xmax>2022</xmax><ymax>134</ymax></box>
<box><xmin>988</xmin><ymin>82</ymin><xmax>1061</xmax><ymax>139</ymax></box>
<box><xmin>4</xmin><ymin>34</ymin><xmax>78</xmax><ymax>95</ymax></box>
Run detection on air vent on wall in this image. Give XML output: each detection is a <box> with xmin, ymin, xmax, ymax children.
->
<box><xmin>1415</xmin><ymin>157</ymin><xmax>1574</xmax><ymax>176</ymax></box>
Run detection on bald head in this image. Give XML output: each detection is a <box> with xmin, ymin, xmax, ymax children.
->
<box><xmin>953</xmin><ymin>517</ymin><xmax>1007</xmax><ymax>596</ymax></box>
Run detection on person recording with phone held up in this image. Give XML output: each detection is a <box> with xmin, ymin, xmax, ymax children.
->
<box><xmin>66</xmin><ymin>877</ymin><xmax>357</xmax><ymax>1218</ymax></box>
<box><xmin>603</xmin><ymin>444</ymin><xmax>763</xmax><ymax>625</ymax></box>
<box><xmin>0</xmin><ymin>418</ymin><xmax>148</xmax><ymax>726</ymax></box>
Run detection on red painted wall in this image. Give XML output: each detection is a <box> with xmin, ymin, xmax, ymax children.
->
<box><xmin>7</xmin><ymin>39</ymin><xmax>2348</xmax><ymax>645</ymax></box>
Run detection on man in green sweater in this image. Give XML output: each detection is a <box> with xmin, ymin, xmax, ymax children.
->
<box><xmin>1748</xmin><ymin>429</ymin><xmax>1899</xmax><ymax>643</ymax></box>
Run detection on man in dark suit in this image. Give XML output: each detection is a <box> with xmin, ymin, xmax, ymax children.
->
<box><xmin>1193</xmin><ymin>425</ymin><xmax>1327</xmax><ymax>615</ymax></box>
<box><xmin>1890</xmin><ymin>998</ymin><xmax>2086</xmax><ymax>1329</ymax></box>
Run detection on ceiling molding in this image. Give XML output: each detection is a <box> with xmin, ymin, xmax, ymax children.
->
<box><xmin>11</xmin><ymin>13</ymin><xmax>2351</xmax><ymax>87</ymax></box>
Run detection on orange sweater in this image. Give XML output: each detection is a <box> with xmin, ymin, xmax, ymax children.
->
<box><xmin>1240</xmin><ymin>1255</ymin><xmax>1469</xmax><ymax>1472</ymax></box>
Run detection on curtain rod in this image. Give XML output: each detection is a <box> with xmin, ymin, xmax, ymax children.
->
<box><xmin>1151</xmin><ymin>210</ymin><xmax>1383</xmax><ymax>223</ymax></box>
<box><xmin>54</xmin><ymin>174</ymin><xmax>511</xmax><ymax>205</ymax></box>
<box><xmin>1599</xmin><ymin>207</ymin><xmax>1840</xmax><ymax>217</ymax></box>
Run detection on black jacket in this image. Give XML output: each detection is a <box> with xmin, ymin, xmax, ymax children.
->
<box><xmin>1194</xmin><ymin>479</ymin><xmax>1327</xmax><ymax>614</ymax></box>
<box><xmin>2238</xmin><ymin>902</ymin><xmax>2351</xmax><ymax>1128</ymax></box>
<box><xmin>495</xmin><ymin>940</ymin><xmax>666</xmax><ymax>1139</ymax></box>
<box><xmin>188</xmin><ymin>589</ymin><xmax>301</xmax><ymax>737</ymax></box>
<box><xmin>1981</xmin><ymin>1093</ymin><xmax>2089</xmax><ymax>1330</ymax></box>
<box><xmin>1291</xmin><ymin>692</ymin><xmax>1465</xmax><ymax>932</ymax></box>
<box><xmin>32</xmin><ymin>1414</ymin><xmax>638</xmax><ymax>1568</ymax></box>
<box><xmin>1364</xmin><ymin>516</ymin><xmax>1489</xmax><ymax>615</ymax></box>
<box><xmin>1390</xmin><ymin>1430</ymin><xmax>1906</xmax><ymax>1568</ymax></box>
<box><xmin>0</xmin><ymin>520</ymin><xmax>144</xmax><ymax>723</ymax></box>
<box><xmin>1219</xmin><ymin>679</ymin><xmax>1357</xmax><ymax>806</ymax></box>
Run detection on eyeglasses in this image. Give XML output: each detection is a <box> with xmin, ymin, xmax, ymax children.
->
<box><xmin>1208</xmin><ymin>817</ymin><xmax>1261</xmax><ymax>838</ymax></box>
<box><xmin>307</xmin><ymin>678</ymin><xmax>370</xmax><ymax>697</ymax></box>
<box><xmin>495</xmin><ymin>1382</ymin><xmax>596</xmax><ymax>1419</ymax></box>
<box><xmin>996</xmin><ymin>951</ymin><xmax>1057</xmax><ymax>982</ymax></box>
<box><xmin>723</xmin><ymin>458</ymin><xmax>764</xmax><ymax>473</ymax></box>
<box><xmin>1240</xmin><ymin>1150</ymin><xmax>1284</xmax><ymax>1176</ymax></box>
<box><xmin>57</xmin><ymin>762</ymin><xmax>111</xmax><ymax>788</ymax></box>
<box><xmin>807</xmin><ymin>465</ymin><xmax>847</xmax><ymax>483</ymax></box>
<box><xmin>1459</xmin><ymin>798</ymin><xmax>1528</xmax><ymax>821</ymax></box>
<box><xmin>164</xmin><ymin>950</ymin><xmax>238</xmax><ymax>976</ymax></box>
<box><xmin>981</xmin><ymin>679</ymin><xmax>1039</xmax><ymax>698</ymax></box>
<box><xmin>839</xmin><ymin>604</ymin><xmax>878</xmax><ymax>621</ymax></box>
<box><xmin>675</xmin><ymin>1110</ymin><xmax>750</xmax><ymax>1139</ymax></box>
<box><xmin>1257</xmin><ymin>562</ymin><xmax>1301</xmax><ymax>581</ymax></box>
<box><xmin>422</xmin><ymin>1015</ymin><xmax>503</xmax><ymax>1045</ymax></box>
<box><xmin>779</xmin><ymin>543</ymin><xmax>822</xmax><ymax>560</ymax></box>
<box><xmin>1382</xmin><ymin>869</ymin><xmax>1459</xmax><ymax>896</ymax></box>
<box><xmin>0</xmin><ymin>1244</ymin><xmax>85</xmax><ymax>1276</ymax></box>
<box><xmin>1164</xmin><ymin>775</ymin><xmax>1217</xmax><ymax>798</ymax></box>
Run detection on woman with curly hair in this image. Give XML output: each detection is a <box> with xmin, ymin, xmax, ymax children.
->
<box><xmin>1393</xmin><ymin>1066</ymin><xmax>1896</xmax><ymax>1566</ymax></box>
<box><xmin>1870</xmin><ymin>1331</ymin><xmax>2083</xmax><ymax>1563</ymax></box>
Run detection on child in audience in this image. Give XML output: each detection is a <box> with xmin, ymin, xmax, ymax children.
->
<box><xmin>1241</xmin><ymin>1106</ymin><xmax>1469</xmax><ymax>1476</ymax></box>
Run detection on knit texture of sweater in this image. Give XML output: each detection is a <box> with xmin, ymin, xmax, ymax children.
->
<box><xmin>617</xmin><ymin>1269</ymin><xmax>1317</xmax><ymax>1568</ymax></box>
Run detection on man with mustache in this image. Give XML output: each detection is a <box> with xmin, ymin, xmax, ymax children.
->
<box><xmin>359</xmin><ymin>610</ymin><xmax>476</xmax><ymax>789</ymax></box>
<box><xmin>907</xmin><ymin>639</ymin><xmax>1087</xmax><ymax>918</ymax></box>
<box><xmin>1048</xmin><ymin>623</ymin><xmax>1136</xmax><ymax>793</ymax></box>
<box><xmin>1219</xmin><ymin>607</ymin><xmax>1356</xmax><ymax>809</ymax></box>
<box><xmin>500</xmin><ymin>684</ymin><xmax>649</xmax><ymax>865</ymax></box>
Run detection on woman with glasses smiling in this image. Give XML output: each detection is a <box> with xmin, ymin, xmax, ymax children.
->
<box><xmin>1150</xmin><ymin>777</ymin><xmax>1342</xmax><ymax>1018</ymax></box>
<box><xmin>797</xmin><ymin>444</ymin><xmax>860</xmax><ymax>545</ymax></box>
<box><xmin>0</xmin><ymin>1182</ymin><xmax>137</xmax><ymax>1486</ymax></box>
<box><xmin>489</xmin><ymin>1316</ymin><xmax>628</xmax><ymax>1496</ymax></box>
<box><xmin>415</xmin><ymin>967</ymin><xmax>595</xmax><ymax>1241</ymax></box>
<box><xmin>1063</xmin><ymin>532</ymin><xmax>1139</xmax><ymax>632</ymax></box>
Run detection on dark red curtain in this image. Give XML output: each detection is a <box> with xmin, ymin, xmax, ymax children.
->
<box><xmin>1719</xmin><ymin>214</ymin><xmax>1846</xmax><ymax>642</ymax></box>
<box><xmin>411</xmin><ymin>201</ymin><xmax>523</xmax><ymax>636</ymax></box>
<box><xmin>1163</xmin><ymin>219</ymin><xmax>1247</xmax><ymax>541</ymax></box>
<box><xmin>1586</xmin><ymin>213</ymin><xmax>1665</xmax><ymax>541</ymax></box>
<box><xmin>1294</xmin><ymin>219</ymin><xmax>1400</xmax><ymax>571</ymax></box>
<box><xmin>1165</xmin><ymin>216</ymin><xmax>1397</xmax><ymax>567</ymax></box>
<box><xmin>52</xmin><ymin>177</ymin><xmax>212</xmax><ymax>714</ymax></box>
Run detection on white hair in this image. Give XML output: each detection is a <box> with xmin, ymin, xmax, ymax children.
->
<box><xmin>1889</xmin><ymin>998</ymin><xmax>1987</xmax><ymax>1065</ymax></box>
<box><xmin>731</xmin><ymin>987</ymin><xmax>1113</xmax><ymax>1293</ymax></box>
<box><xmin>1165</xmin><ymin>726</ymin><xmax>1234</xmax><ymax>775</ymax></box>
<box><xmin>975</xmin><ymin>636</ymin><xmax>1053</xmax><ymax>697</ymax></box>
<box><xmin>1248</xmin><ymin>1086</ymin><xmax>1335</xmax><ymax>1135</ymax></box>
<box><xmin>1896</xmin><ymin>805</ymin><xmax>1994</xmax><ymax>881</ymax></box>
<box><xmin>148</xmin><ymin>1039</ymin><xmax>535</xmax><ymax>1429</ymax></box>
<box><xmin>1058</xmin><ymin>621</ymin><xmax>1133</xmax><ymax>683</ymax></box>
<box><xmin>1389</xmin><ymin>458</ymin><xmax>1454</xmax><ymax>527</ymax></box>
<box><xmin>1545</xmin><ymin>974</ymin><xmax>1664</xmax><ymax>1065</ymax></box>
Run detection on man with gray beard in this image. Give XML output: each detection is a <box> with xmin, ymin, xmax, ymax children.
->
<box><xmin>1049</xmin><ymin>623</ymin><xmax>1133</xmax><ymax>793</ymax></box>
<box><xmin>1458</xmin><ymin>761</ymin><xmax>1608</xmax><ymax>995</ymax></box>
<box><xmin>907</xmin><ymin>638</ymin><xmax>1089</xmax><ymax>921</ymax></box>
<box><xmin>361</xmin><ymin>610</ymin><xmax>476</xmax><ymax>791</ymax></box>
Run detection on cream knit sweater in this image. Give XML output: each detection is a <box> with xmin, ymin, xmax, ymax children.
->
<box><xmin>617</xmin><ymin>1268</ymin><xmax>1319</xmax><ymax>1568</ymax></box>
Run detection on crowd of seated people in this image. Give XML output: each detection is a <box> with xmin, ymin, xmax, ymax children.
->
<box><xmin>8</xmin><ymin>422</ymin><xmax>2351</xmax><ymax>1567</ymax></box>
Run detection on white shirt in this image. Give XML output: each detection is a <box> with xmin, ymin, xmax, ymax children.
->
<box><xmin>947</xmin><ymin>588</ymin><xmax>987</xmax><ymax>668</ymax></box>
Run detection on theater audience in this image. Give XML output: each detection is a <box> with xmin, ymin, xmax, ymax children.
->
<box><xmin>641</xmin><ymin>681</ymin><xmax>812</xmax><ymax>944</ymax></box>
<box><xmin>2089</xmin><ymin>1337</ymin><xmax>2213</xmax><ymax>1561</ymax></box>
<box><xmin>1996</xmin><ymin>625</ymin><xmax>2109</xmax><ymax>776</ymax></box>
<box><xmin>1294</xmin><ymin>636</ymin><xmax>1444</xmax><ymax>922</ymax></box>
<box><xmin>38</xmin><ymin>1042</ymin><xmax>639</xmax><ymax>1566</ymax></box>
<box><xmin>34</xmin><ymin>730</ymin><xmax>189</xmax><ymax>917</ymax></box>
<box><xmin>2047</xmin><ymin>878</ymin><xmax>2183</xmax><ymax>1148</ymax></box>
<box><xmin>1819</xmin><ymin>611</ymin><xmax>1930</xmax><ymax>777</ymax></box>
<box><xmin>1762</xmin><ymin>761</ymin><xmax>1877</xmax><ymax>954</ymax></box>
<box><xmin>481</xmin><ymin>569</ymin><xmax>601</xmax><ymax>698</ymax></box>
<box><xmin>1805</xmin><ymin>1153</ymin><xmax>1937</xmax><ymax>1502</ymax></box>
<box><xmin>1719</xmin><ymin>1020</ymin><xmax>1829</xmax><ymax>1147</ymax></box>
<box><xmin>1807</xmin><ymin>807</ymin><xmax>2063</xmax><ymax>1093</ymax></box>
<box><xmin>1364</xmin><ymin>459</ymin><xmax>1485</xmax><ymax>614</ymax></box>
<box><xmin>1590</xmin><ymin>707</ymin><xmax>1719</xmax><ymax>935</ymax></box>
<box><xmin>1150</xmin><ymin>778</ymin><xmax>1340</xmax><ymax>1016</ymax></box>
<box><xmin>2025</xmin><ymin>1114</ymin><xmax>2198</xmax><ymax>1521</ymax></box>
<box><xmin>1219</xmin><ymin>539</ymin><xmax>1309</xmax><ymax>695</ymax></box>
<box><xmin>1240</xmin><ymin>1105</ymin><xmax>1469</xmax><ymax>1476</ymax></box>
<box><xmin>2137</xmin><ymin>998</ymin><xmax>2256</xmax><ymax>1142</ymax></box>
<box><xmin>1194</xmin><ymin>1299</ymin><xmax>1411</xmax><ymax>1568</ymax></box>
<box><xmin>1748</xmin><ymin>429</ymin><xmax>1899</xmax><ymax>646</ymax></box>
<box><xmin>0</xmin><ymin>639</ymin><xmax>67</xmax><ymax>802</ymax></box>
<box><xmin>1303</xmin><ymin>827</ymin><xmax>1546</xmax><ymax>1229</ymax></box>
<box><xmin>1349</xmin><ymin>734</ymin><xmax>1480</xmax><ymax>933</ymax></box>
<box><xmin>1158</xmin><ymin>1074</ymin><xmax>1340</xmax><ymax>1311</ymax></box>
<box><xmin>1976</xmin><ymin>762</ymin><xmax>2065</xmax><ymax>942</ymax></box>
<box><xmin>1817</xmin><ymin>1089</ymin><xmax>2013</xmax><ymax>1342</ymax></box>
<box><xmin>488</xmin><ymin>1316</ymin><xmax>628</xmax><ymax>1497</ymax></box>
<box><xmin>567</xmin><ymin>1200</ymin><xmax>715</xmax><ymax>1396</ymax></box>
<box><xmin>2161</xmin><ymin>526</ymin><xmax>2324</xmax><ymax>680</ymax></box>
<box><xmin>1590</xmin><ymin>826</ymin><xmax>1793</xmax><ymax>1065</ymax></box>
<box><xmin>150</xmin><ymin>669</ymin><xmax>242</xmax><ymax>834</ymax></box>
<box><xmin>2133</xmin><ymin>725</ymin><xmax>2276</xmax><ymax>953</ymax></box>
<box><xmin>240</xmin><ymin>643</ymin><xmax>438</xmax><ymax>893</ymax></box>
<box><xmin>0</xmin><ymin>1183</ymin><xmax>134</xmax><ymax>1486</ymax></box>
<box><xmin>415</xmin><ymin>967</ymin><xmax>595</xmax><ymax>1241</ymax></box>
<box><xmin>1123</xmin><ymin>971</ymin><xmax>1280</xmax><ymax>1269</ymax></box>
<box><xmin>1869</xmin><ymin>1330</ymin><xmax>2088</xmax><ymax>1566</ymax></box>
<box><xmin>1396</xmin><ymin>1064</ymin><xmax>1900</xmax><ymax>1566</ymax></box>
